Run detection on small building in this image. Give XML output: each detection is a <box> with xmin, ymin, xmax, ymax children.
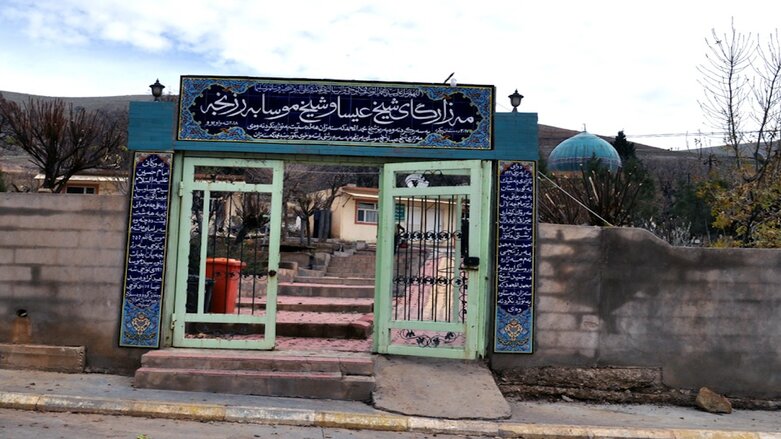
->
<box><xmin>320</xmin><ymin>185</ymin><xmax>463</xmax><ymax>243</ymax></box>
<box><xmin>34</xmin><ymin>170</ymin><xmax>128</xmax><ymax>194</ymax></box>
<box><xmin>327</xmin><ymin>186</ymin><xmax>380</xmax><ymax>243</ymax></box>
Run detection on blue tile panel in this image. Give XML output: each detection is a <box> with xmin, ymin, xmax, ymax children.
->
<box><xmin>178</xmin><ymin>77</ymin><xmax>493</xmax><ymax>149</ymax></box>
<box><xmin>495</xmin><ymin>161</ymin><xmax>536</xmax><ymax>353</ymax></box>
<box><xmin>119</xmin><ymin>153</ymin><xmax>172</xmax><ymax>348</ymax></box>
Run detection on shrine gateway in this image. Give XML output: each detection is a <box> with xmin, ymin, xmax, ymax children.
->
<box><xmin>122</xmin><ymin>76</ymin><xmax>539</xmax><ymax>360</ymax></box>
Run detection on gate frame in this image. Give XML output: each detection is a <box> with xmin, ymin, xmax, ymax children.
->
<box><xmin>170</xmin><ymin>156</ymin><xmax>284</xmax><ymax>350</ymax></box>
<box><xmin>374</xmin><ymin>159</ymin><xmax>494</xmax><ymax>359</ymax></box>
<box><xmin>128</xmin><ymin>99</ymin><xmax>539</xmax><ymax>356</ymax></box>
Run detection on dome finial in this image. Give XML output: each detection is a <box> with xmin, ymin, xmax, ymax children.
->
<box><xmin>582</xmin><ymin>123</ymin><xmax>587</xmax><ymax>132</ymax></box>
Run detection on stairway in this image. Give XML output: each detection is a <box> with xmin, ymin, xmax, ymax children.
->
<box><xmin>134</xmin><ymin>249</ymin><xmax>378</xmax><ymax>401</ymax></box>
<box><xmin>270</xmin><ymin>249</ymin><xmax>376</xmax><ymax>340</ymax></box>
<box><xmin>134</xmin><ymin>348</ymin><xmax>374</xmax><ymax>401</ymax></box>
<box><xmin>325</xmin><ymin>250</ymin><xmax>376</xmax><ymax>279</ymax></box>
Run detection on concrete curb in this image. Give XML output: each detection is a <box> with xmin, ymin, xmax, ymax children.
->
<box><xmin>0</xmin><ymin>391</ymin><xmax>779</xmax><ymax>439</ymax></box>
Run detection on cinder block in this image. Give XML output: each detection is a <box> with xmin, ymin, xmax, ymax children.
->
<box><xmin>577</xmin><ymin>348</ymin><xmax>597</xmax><ymax>358</ymax></box>
<box><xmin>0</xmin><ymin>230</ymin><xmax>79</xmax><ymax>248</ymax></box>
<box><xmin>608</xmin><ymin>299</ymin><xmax>653</xmax><ymax>317</ymax></box>
<box><xmin>532</xmin><ymin>347</ymin><xmax>581</xmax><ymax>357</ymax></box>
<box><xmin>612</xmin><ymin>316</ymin><xmax>656</xmax><ymax>334</ymax></box>
<box><xmin>0</xmin><ymin>193</ymin><xmax>125</xmax><ymax>212</ymax></box>
<box><xmin>669</xmin><ymin>301</ymin><xmax>726</xmax><ymax>318</ymax></box>
<box><xmin>579</xmin><ymin>314</ymin><xmax>601</xmax><ymax>331</ymax></box>
<box><xmin>537</xmin><ymin>279</ymin><xmax>568</xmax><ymax>294</ymax></box>
<box><xmin>538</xmin><ymin>261</ymin><xmax>555</xmax><ymax>277</ymax></box>
<box><xmin>0</xmin><ymin>343</ymin><xmax>85</xmax><ymax>373</ymax></box>
<box><xmin>0</xmin><ymin>266</ymin><xmax>32</xmax><ymax>282</ymax></box>
<box><xmin>539</xmin><ymin>243</ymin><xmax>575</xmax><ymax>257</ymax></box>
<box><xmin>54</xmin><ymin>284</ymin><xmax>123</xmax><ymax>310</ymax></box>
<box><xmin>539</xmin><ymin>224</ymin><xmax>601</xmax><ymax>241</ymax></box>
<box><xmin>13</xmin><ymin>213</ymin><xmax>117</xmax><ymax>232</ymax></box>
<box><xmin>14</xmin><ymin>248</ymin><xmax>59</xmax><ymax>265</ymax></box>
<box><xmin>39</xmin><ymin>266</ymin><xmax>124</xmax><ymax>284</ymax></box>
<box><xmin>6</xmin><ymin>284</ymin><xmax>58</xmax><ymax>297</ymax></box>
<box><xmin>92</xmin><ymin>196</ymin><xmax>129</xmax><ymax>213</ymax></box>
<box><xmin>536</xmin><ymin>313</ymin><xmax>578</xmax><ymax>330</ymax></box>
<box><xmin>77</xmin><ymin>231</ymin><xmax>126</xmax><ymax>249</ymax></box>
<box><xmin>0</xmin><ymin>251</ymin><xmax>13</xmax><ymax>264</ymax></box>
<box><xmin>537</xmin><ymin>330</ymin><xmax>599</xmax><ymax>350</ymax></box>
<box><xmin>537</xmin><ymin>296</ymin><xmax>595</xmax><ymax>313</ymax></box>
<box><xmin>55</xmin><ymin>249</ymin><xmax>124</xmax><ymax>267</ymax></box>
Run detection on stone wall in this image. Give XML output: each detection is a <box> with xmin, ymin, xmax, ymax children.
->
<box><xmin>491</xmin><ymin>224</ymin><xmax>781</xmax><ymax>399</ymax></box>
<box><xmin>2</xmin><ymin>194</ymin><xmax>780</xmax><ymax>395</ymax></box>
<box><xmin>0</xmin><ymin>193</ymin><xmax>142</xmax><ymax>373</ymax></box>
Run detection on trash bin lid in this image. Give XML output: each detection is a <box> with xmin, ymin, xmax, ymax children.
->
<box><xmin>205</xmin><ymin>257</ymin><xmax>246</xmax><ymax>267</ymax></box>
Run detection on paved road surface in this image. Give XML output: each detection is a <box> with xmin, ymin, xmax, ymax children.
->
<box><xmin>0</xmin><ymin>408</ymin><xmax>480</xmax><ymax>439</ymax></box>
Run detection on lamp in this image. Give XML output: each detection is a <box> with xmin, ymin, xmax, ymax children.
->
<box><xmin>508</xmin><ymin>89</ymin><xmax>523</xmax><ymax>112</ymax></box>
<box><xmin>149</xmin><ymin>79</ymin><xmax>165</xmax><ymax>101</ymax></box>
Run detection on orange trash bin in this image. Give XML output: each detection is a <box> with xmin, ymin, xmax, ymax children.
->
<box><xmin>205</xmin><ymin>257</ymin><xmax>246</xmax><ymax>313</ymax></box>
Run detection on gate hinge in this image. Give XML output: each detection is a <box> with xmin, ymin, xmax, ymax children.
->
<box><xmin>178</xmin><ymin>182</ymin><xmax>184</xmax><ymax>198</ymax></box>
<box><xmin>170</xmin><ymin>315</ymin><xmax>176</xmax><ymax>330</ymax></box>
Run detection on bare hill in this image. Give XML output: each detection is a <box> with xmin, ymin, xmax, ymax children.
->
<box><xmin>0</xmin><ymin>91</ymin><xmax>712</xmax><ymax>179</ymax></box>
<box><xmin>0</xmin><ymin>90</ymin><xmax>147</xmax><ymax>113</ymax></box>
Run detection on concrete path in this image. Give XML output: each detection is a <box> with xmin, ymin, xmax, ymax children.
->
<box><xmin>372</xmin><ymin>355</ymin><xmax>511</xmax><ymax>420</ymax></box>
<box><xmin>0</xmin><ymin>369</ymin><xmax>779</xmax><ymax>438</ymax></box>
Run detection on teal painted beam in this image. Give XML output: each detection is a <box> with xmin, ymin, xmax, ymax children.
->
<box><xmin>128</xmin><ymin>101</ymin><xmax>176</xmax><ymax>151</ymax></box>
<box><xmin>128</xmin><ymin>101</ymin><xmax>539</xmax><ymax>161</ymax></box>
<box><xmin>494</xmin><ymin>112</ymin><xmax>540</xmax><ymax>160</ymax></box>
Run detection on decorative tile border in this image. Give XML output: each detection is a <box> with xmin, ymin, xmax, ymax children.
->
<box><xmin>119</xmin><ymin>153</ymin><xmax>172</xmax><ymax>348</ymax></box>
<box><xmin>178</xmin><ymin>76</ymin><xmax>493</xmax><ymax>149</ymax></box>
<box><xmin>494</xmin><ymin>161</ymin><xmax>536</xmax><ymax>353</ymax></box>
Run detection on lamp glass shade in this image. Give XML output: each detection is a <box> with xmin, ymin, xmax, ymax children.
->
<box><xmin>149</xmin><ymin>79</ymin><xmax>165</xmax><ymax>98</ymax></box>
<box><xmin>508</xmin><ymin>90</ymin><xmax>524</xmax><ymax>109</ymax></box>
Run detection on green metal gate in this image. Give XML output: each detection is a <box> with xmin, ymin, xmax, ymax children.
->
<box><xmin>172</xmin><ymin>157</ymin><xmax>283</xmax><ymax>349</ymax></box>
<box><xmin>374</xmin><ymin>160</ymin><xmax>491</xmax><ymax>359</ymax></box>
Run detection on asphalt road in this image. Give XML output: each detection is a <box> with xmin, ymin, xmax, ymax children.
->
<box><xmin>0</xmin><ymin>408</ymin><xmax>481</xmax><ymax>439</ymax></box>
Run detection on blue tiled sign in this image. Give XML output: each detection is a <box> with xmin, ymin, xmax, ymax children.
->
<box><xmin>119</xmin><ymin>153</ymin><xmax>172</xmax><ymax>348</ymax></box>
<box><xmin>178</xmin><ymin>76</ymin><xmax>494</xmax><ymax>149</ymax></box>
<box><xmin>495</xmin><ymin>161</ymin><xmax>536</xmax><ymax>353</ymax></box>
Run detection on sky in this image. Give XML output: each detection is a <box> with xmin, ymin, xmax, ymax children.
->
<box><xmin>1</xmin><ymin>0</ymin><xmax>779</xmax><ymax>150</ymax></box>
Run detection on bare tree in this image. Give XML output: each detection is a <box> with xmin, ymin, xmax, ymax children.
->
<box><xmin>284</xmin><ymin>164</ymin><xmax>357</xmax><ymax>245</ymax></box>
<box><xmin>540</xmin><ymin>163</ymin><xmax>648</xmax><ymax>227</ymax></box>
<box><xmin>698</xmin><ymin>20</ymin><xmax>781</xmax><ymax>182</ymax></box>
<box><xmin>0</xmin><ymin>96</ymin><xmax>126</xmax><ymax>192</ymax></box>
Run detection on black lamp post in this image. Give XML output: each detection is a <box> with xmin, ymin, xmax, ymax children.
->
<box><xmin>508</xmin><ymin>89</ymin><xmax>524</xmax><ymax>112</ymax></box>
<box><xmin>149</xmin><ymin>79</ymin><xmax>165</xmax><ymax>101</ymax></box>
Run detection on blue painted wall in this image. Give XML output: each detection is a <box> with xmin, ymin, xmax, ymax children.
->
<box><xmin>128</xmin><ymin>101</ymin><xmax>539</xmax><ymax>161</ymax></box>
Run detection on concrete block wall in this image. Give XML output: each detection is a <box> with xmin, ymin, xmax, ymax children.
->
<box><xmin>0</xmin><ymin>193</ymin><xmax>143</xmax><ymax>373</ymax></box>
<box><xmin>491</xmin><ymin>224</ymin><xmax>781</xmax><ymax>399</ymax></box>
<box><xmin>2</xmin><ymin>193</ymin><xmax>780</xmax><ymax>396</ymax></box>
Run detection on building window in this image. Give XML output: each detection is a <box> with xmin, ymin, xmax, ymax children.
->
<box><xmin>356</xmin><ymin>201</ymin><xmax>378</xmax><ymax>224</ymax></box>
<box><xmin>65</xmin><ymin>185</ymin><xmax>97</xmax><ymax>194</ymax></box>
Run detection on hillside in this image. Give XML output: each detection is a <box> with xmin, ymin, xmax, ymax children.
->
<box><xmin>0</xmin><ymin>90</ymin><xmax>147</xmax><ymax>112</ymax></box>
<box><xmin>1</xmin><ymin>90</ymin><xmax>713</xmax><ymax>179</ymax></box>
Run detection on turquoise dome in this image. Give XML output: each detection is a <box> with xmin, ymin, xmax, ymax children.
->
<box><xmin>548</xmin><ymin>132</ymin><xmax>622</xmax><ymax>173</ymax></box>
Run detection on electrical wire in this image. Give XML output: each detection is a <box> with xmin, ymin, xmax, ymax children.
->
<box><xmin>537</xmin><ymin>171</ymin><xmax>615</xmax><ymax>227</ymax></box>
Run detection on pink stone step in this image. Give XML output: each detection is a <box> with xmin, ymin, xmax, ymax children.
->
<box><xmin>133</xmin><ymin>367</ymin><xmax>374</xmax><ymax>401</ymax></box>
<box><xmin>275</xmin><ymin>311</ymin><xmax>373</xmax><ymax>339</ymax></box>
<box><xmin>278</xmin><ymin>282</ymin><xmax>374</xmax><ymax>298</ymax></box>
<box><xmin>135</xmin><ymin>349</ymin><xmax>375</xmax><ymax>401</ymax></box>
<box><xmin>275</xmin><ymin>337</ymin><xmax>372</xmax><ymax>352</ymax></box>
<box><xmin>218</xmin><ymin>309</ymin><xmax>373</xmax><ymax>339</ymax></box>
<box><xmin>141</xmin><ymin>348</ymin><xmax>373</xmax><ymax>375</ymax></box>
<box><xmin>238</xmin><ymin>296</ymin><xmax>373</xmax><ymax>313</ymax></box>
<box><xmin>294</xmin><ymin>276</ymin><xmax>374</xmax><ymax>286</ymax></box>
